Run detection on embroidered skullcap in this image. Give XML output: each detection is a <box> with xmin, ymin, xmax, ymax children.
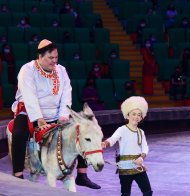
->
<box><xmin>38</xmin><ymin>39</ymin><xmax>52</xmax><ymax>49</ymax></box>
<box><xmin>121</xmin><ymin>96</ymin><xmax>148</xmax><ymax>119</ymax></box>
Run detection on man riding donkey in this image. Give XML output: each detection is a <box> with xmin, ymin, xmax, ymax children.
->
<box><xmin>8</xmin><ymin>39</ymin><xmax>101</xmax><ymax>189</ymax></box>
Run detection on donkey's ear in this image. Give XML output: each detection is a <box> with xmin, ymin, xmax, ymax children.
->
<box><xmin>83</xmin><ymin>102</ymin><xmax>94</xmax><ymax>116</ymax></box>
<box><xmin>67</xmin><ymin>105</ymin><xmax>83</xmax><ymax>121</ymax></box>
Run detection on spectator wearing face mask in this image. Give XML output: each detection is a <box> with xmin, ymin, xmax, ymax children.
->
<box><xmin>0</xmin><ymin>3</ymin><xmax>9</xmax><ymax>13</ymax></box>
<box><xmin>31</xmin><ymin>5</ymin><xmax>39</xmax><ymax>13</ymax></box>
<box><xmin>17</xmin><ymin>17</ymin><xmax>31</xmax><ymax>29</ymax></box>
<box><xmin>89</xmin><ymin>62</ymin><xmax>103</xmax><ymax>79</ymax></box>
<box><xmin>28</xmin><ymin>34</ymin><xmax>39</xmax><ymax>44</ymax></box>
<box><xmin>108</xmin><ymin>50</ymin><xmax>119</xmax><ymax>73</ymax></box>
<box><xmin>52</xmin><ymin>19</ymin><xmax>60</xmax><ymax>28</ymax></box>
<box><xmin>170</xmin><ymin>66</ymin><xmax>186</xmax><ymax>100</ymax></box>
<box><xmin>0</xmin><ymin>36</ymin><xmax>8</xmax><ymax>44</ymax></box>
<box><xmin>179</xmin><ymin>17</ymin><xmax>190</xmax><ymax>29</ymax></box>
<box><xmin>1</xmin><ymin>44</ymin><xmax>16</xmax><ymax>84</ymax></box>
<box><xmin>82</xmin><ymin>77</ymin><xmax>105</xmax><ymax>111</ymax></box>
<box><xmin>141</xmin><ymin>40</ymin><xmax>157</xmax><ymax>76</ymax></box>
<box><xmin>72</xmin><ymin>52</ymin><xmax>81</xmax><ymax>60</ymax></box>
<box><xmin>149</xmin><ymin>33</ymin><xmax>157</xmax><ymax>47</ymax></box>
<box><xmin>136</xmin><ymin>20</ymin><xmax>147</xmax><ymax>45</ymax></box>
<box><xmin>62</xmin><ymin>31</ymin><xmax>72</xmax><ymax>43</ymax></box>
<box><xmin>165</xmin><ymin>4</ymin><xmax>178</xmax><ymax>30</ymax></box>
<box><xmin>180</xmin><ymin>47</ymin><xmax>190</xmax><ymax>76</ymax></box>
<box><xmin>59</xmin><ymin>1</ymin><xmax>73</xmax><ymax>14</ymax></box>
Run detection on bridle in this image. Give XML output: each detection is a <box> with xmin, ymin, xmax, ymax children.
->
<box><xmin>75</xmin><ymin>124</ymin><xmax>103</xmax><ymax>158</ymax></box>
<box><xmin>56</xmin><ymin>124</ymin><xmax>103</xmax><ymax>178</ymax></box>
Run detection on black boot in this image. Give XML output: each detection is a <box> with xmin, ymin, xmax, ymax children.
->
<box><xmin>13</xmin><ymin>174</ymin><xmax>24</xmax><ymax>179</ymax></box>
<box><xmin>75</xmin><ymin>173</ymin><xmax>101</xmax><ymax>189</ymax></box>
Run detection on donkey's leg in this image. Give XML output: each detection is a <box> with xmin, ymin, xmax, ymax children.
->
<box><xmin>63</xmin><ymin>175</ymin><xmax>76</xmax><ymax>192</ymax></box>
<box><xmin>47</xmin><ymin>172</ymin><xmax>57</xmax><ymax>187</ymax></box>
<box><xmin>6</xmin><ymin>128</ymin><xmax>12</xmax><ymax>160</ymax></box>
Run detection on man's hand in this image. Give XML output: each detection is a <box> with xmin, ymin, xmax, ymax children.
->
<box><xmin>37</xmin><ymin>118</ymin><xmax>51</xmax><ymax>129</ymax></box>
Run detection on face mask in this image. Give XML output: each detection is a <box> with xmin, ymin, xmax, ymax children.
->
<box><xmin>140</xmin><ymin>23</ymin><xmax>145</xmax><ymax>27</ymax></box>
<box><xmin>65</xmin><ymin>6</ymin><xmax>70</xmax><ymax>9</ymax></box>
<box><xmin>74</xmin><ymin>55</ymin><xmax>80</xmax><ymax>60</ymax></box>
<box><xmin>21</xmin><ymin>20</ymin><xmax>26</xmax><ymax>25</ymax></box>
<box><xmin>94</xmin><ymin>67</ymin><xmax>100</xmax><ymax>72</ymax></box>
<box><xmin>146</xmin><ymin>44</ymin><xmax>151</xmax><ymax>48</ymax></box>
<box><xmin>111</xmin><ymin>54</ymin><xmax>117</xmax><ymax>58</ymax></box>
<box><xmin>4</xmin><ymin>49</ymin><xmax>10</xmax><ymax>53</ymax></box>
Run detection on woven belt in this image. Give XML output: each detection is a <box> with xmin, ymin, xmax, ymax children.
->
<box><xmin>118</xmin><ymin>154</ymin><xmax>145</xmax><ymax>175</ymax></box>
<box><xmin>119</xmin><ymin>155</ymin><xmax>141</xmax><ymax>161</ymax></box>
<box><xmin>118</xmin><ymin>166</ymin><xmax>146</xmax><ymax>175</ymax></box>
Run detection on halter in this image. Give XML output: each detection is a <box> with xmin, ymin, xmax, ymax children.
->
<box><xmin>56</xmin><ymin>124</ymin><xmax>103</xmax><ymax>178</ymax></box>
<box><xmin>75</xmin><ymin>124</ymin><xmax>103</xmax><ymax>158</ymax></box>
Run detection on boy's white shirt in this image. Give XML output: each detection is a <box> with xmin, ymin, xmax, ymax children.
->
<box><xmin>106</xmin><ymin>125</ymin><xmax>149</xmax><ymax>156</ymax></box>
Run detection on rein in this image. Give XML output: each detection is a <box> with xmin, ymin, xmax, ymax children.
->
<box><xmin>75</xmin><ymin>125</ymin><xmax>103</xmax><ymax>158</ymax></box>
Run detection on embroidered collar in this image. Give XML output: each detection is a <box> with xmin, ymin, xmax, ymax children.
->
<box><xmin>126</xmin><ymin>125</ymin><xmax>137</xmax><ymax>132</ymax></box>
<box><xmin>35</xmin><ymin>60</ymin><xmax>60</xmax><ymax>95</ymax></box>
<box><xmin>126</xmin><ymin>125</ymin><xmax>142</xmax><ymax>145</ymax></box>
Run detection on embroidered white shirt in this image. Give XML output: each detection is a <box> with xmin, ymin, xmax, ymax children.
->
<box><xmin>12</xmin><ymin>60</ymin><xmax>72</xmax><ymax>122</ymax></box>
<box><xmin>106</xmin><ymin>125</ymin><xmax>149</xmax><ymax>156</ymax></box>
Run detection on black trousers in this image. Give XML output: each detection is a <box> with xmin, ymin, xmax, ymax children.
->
<box><xmin>119</xmin><ymin>172</ymin><xmax>152</xmax><ymax>196</ymax></box>
<box><xmin>12</xmin><ymin>114</ymin><xmax>87</xmax><ymax>173</ymax></box>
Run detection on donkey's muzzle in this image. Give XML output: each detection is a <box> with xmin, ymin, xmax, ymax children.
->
<box><xmin>96</xmin><ymin>163</ymin><xmax>104</xmax><ymax>172</ymax></box>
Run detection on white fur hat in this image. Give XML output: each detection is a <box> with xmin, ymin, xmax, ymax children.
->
<box><xmin>121</xmin><ymin>96</ymin><xmax>148</xmax><ymax>119</ymax></box>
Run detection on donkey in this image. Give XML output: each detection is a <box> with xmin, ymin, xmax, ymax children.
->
<box><xmin>7</xmin><ymin>103</ymin><xmax>104</xmax><ymax>192</ymax></box>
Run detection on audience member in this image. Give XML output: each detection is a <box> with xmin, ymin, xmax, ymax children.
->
<box><xmin>0</xmin><ymin>36</ymin><xmax>8</xmax><ymax>44</ymax></box>
<box><xmin>73</xmin><ymin>52</ymin><xmax>81</xmax><ymax>60</ymax></box>
<box><xmin>180</xmin><ymin>48</ymin><xmax>190</xmax><ymax>76</ymax></box>
<box><xmin>82</xmin><ymin>77</ymin><xmax>105</xmax><ymax>111</ymax></box>
<box><xmin>28</xmin><ymin>34</ymin><xmax>39</xmax><ymax>44</ymax></box>
<box><xmin>89</xmin><ymin>62</ymin><xmax>103</xmax><ymax>79</ymax></box>
<box><xmin>31</xmin><ymin>6</ymin><xmax>39</xmax><ymax>13</ymax></box>
<box><xmin>17</xmin><ymin>17</ymin><xmax>31</xmax><ymax>29</ymax></box>
<box><xmin>149</xmin><ymin>33</ymin><xmax>157</xmax><ymax>47</ymax></box>
<box><xmin>115</xmin><ymin>80</ymin><xmax>135</xmax><ymax>104</ymax></box>
<box><xmin>59</xmin><ymin>1</ymin><xmax>73</xmax><ymax>14</ymax></box>
<box><xmin>0</xmin><ymin>4</ymin><xmax>9</xmax><ymax>13</ymax></box>
<box><xmin>62</xmin><ymin>31</ymin><xmax>72</xmax><ymax>43</ymax></box>
<box><xmin>124</xmin><ymin>81</ymin><xmax>135</xmax><ymax>97</ymax></box>
<box><xmin>165</xmin><ymin>4</ymin><xmax>178</xmax><ymax>30</ymax></box>
<box><xmin>94</xmin><ymin>18</ymin><xmax>103</xmax><ymax>28</ymax></box>
<box><xmin>51</xmin><ymin>19</ymin><xmax>60</xmax><ymax>28</ymax></box>
<box><xmin>179</xmin><ymin>17</ymin><xmax>190</xmax><ymax>29</ymax></box>
<box><xmin>141</xmin><ymin>40</ymin><xmax>157</xmax><ymax>76</ymax></box>
<box><xmin>170</xmin><ymin>66</ymin><xmax>186</xmax><ymax>100</ymax></box>
<box><xmin>108</xmin><ymin>49</ymin><xmax>119</xmax><ymax>68</ymax></box>
<box><xmin>1</xmin><ymin>44</ymin><xmax>16</xmax><ymax>84</ymax></box>
<box><xmin>136</xmin><ymin>19</ymin><xmax>148</xmax><ymax>45</ymax></box>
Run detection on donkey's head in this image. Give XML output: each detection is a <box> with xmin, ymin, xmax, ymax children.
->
<box><xmin>68</xmin><ymin>103</ymin><xmax>104</xmax><ymax>172</ymax></box>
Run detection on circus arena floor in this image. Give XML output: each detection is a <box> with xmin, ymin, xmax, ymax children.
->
<box><xmin>0</xmin><ymin>131</ymin><xmax>190</xmax><ymax>196</ymax></box>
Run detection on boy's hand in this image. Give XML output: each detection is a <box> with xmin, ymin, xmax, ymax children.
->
<box><xmin>133</xmin><ymin>157</ymin><xmax>144</xmax><ymax>166</ymax></box>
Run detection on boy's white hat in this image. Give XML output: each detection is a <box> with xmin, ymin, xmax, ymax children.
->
<box><xmin>121</xmin><ymin>96</ymin><xmax>148</xmax><ymax>119</ymax></box>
